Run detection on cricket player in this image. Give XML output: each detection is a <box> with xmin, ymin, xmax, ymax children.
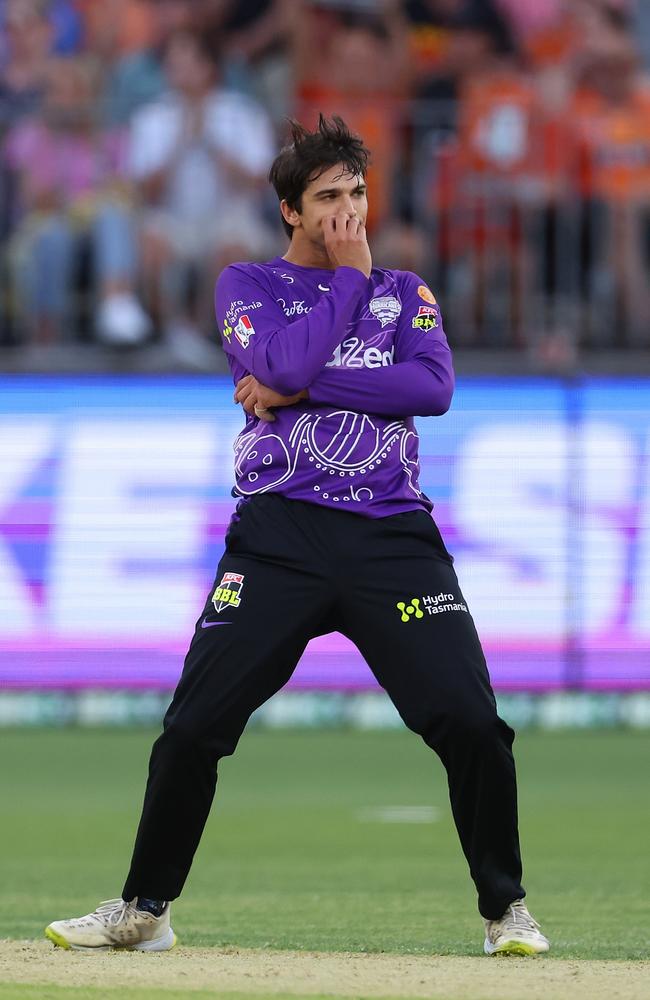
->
<box><xmin>46</xmin><ymin>116</ymin><xmax>549</xmax><ymax>957</ymax></box>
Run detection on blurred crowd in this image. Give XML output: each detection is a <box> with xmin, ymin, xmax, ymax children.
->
<box><xmin>0</xmin><ymin>0</ymin><xmax>649</xmax><ymax>370</ymax></box>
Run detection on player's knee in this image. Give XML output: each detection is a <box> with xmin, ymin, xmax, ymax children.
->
<box><xmin>444</xmin><ymin>708</ymin><xmax>513</xmax><ymax>749</ymax></box>
<box><xmin>415</xmin><ymin>704</ymin><xmax>508</xmax><ymax>749</ymax></box>
<box><xmin>156</xmin><ymin>718</ymin><xmax>239</xmax><ymax>761</ymax></box>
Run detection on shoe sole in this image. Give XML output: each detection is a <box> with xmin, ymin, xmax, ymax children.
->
<box><xmin>45</xmin><ymin>926</ymin><xmax>177</xmax><ymax>952</ymax></box>
<box><xmin>484</xmin><ymin>938</ymin><xmax>549</xmax><ymax>957</ymax></box>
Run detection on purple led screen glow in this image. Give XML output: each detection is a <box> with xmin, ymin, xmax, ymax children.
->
<box><xmin>1</xmin><ymin>376</ymin><xmax>649</xmax><ymax>692</ymax></box>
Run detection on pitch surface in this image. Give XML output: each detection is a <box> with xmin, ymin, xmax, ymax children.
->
<box><xmin>1</xmin><ymin>727</ymin><xmax>647</xmax><ymax>997</ymax></box>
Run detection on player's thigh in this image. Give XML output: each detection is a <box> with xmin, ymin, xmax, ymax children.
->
<box><xmin>167</xmin><ymin>503</ymin><xmax>334</xmax><ymax>740</ymax></box>
<box><xmin>341</xmin><ymin>515</ymin><xmax>495</xmax><ymax>733</ymax></box>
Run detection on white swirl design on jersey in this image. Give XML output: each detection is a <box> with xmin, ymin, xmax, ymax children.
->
<box><xmin>399</xmin><ymin>430</ymin><xmax>423</xmax><ymax>498</ymax></box>
<box><xmin>234</xmin><ymin>431</ymin><xmax>293</xmax><ymax>494</ymax></box>
<box><xmin>233</xmin><ymin>410</ymin><xmax>420</xmax><ymax>503</ymax></box>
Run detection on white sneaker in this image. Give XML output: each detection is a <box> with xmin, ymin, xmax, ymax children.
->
<box><xmin>96</xmin><ymin>294</ymin><xmax>152</xmax><ymax>346</ymax></box>
<box><xmin>483</xmin><ymin>899</ymin><xmax>549</xmax><ymax>956</ymax></box>
<box><xmin>45</xmin><ymin>898</ymin><xmax>176</xmax><ymax>952</ymax></box>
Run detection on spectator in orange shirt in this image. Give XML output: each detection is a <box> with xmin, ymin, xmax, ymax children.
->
<box><xmin>416</xmin><ymin>5</ymin><xmax>547</xmax><ymax>348</ymax></box>
<box><xmin>294</xmin><ymin>4</ymin><xmax>421</xmax><ymax>267</ymax></box>
<box><xmin>412</xmin><ymin>0</ymin><xmax>515</xmax><ymax>135</ymax></box>
<box><xmin>401</xmin><ymin>0</ymin><xmax>465</xmax><ymax>90</ymax></box>
<box><xmin>421</xmin><ymin>2</ymin><xmax>585</xmax><ymax>358</ymax></box>
<box><xmin>571</xmin><ymin>25</ymin><xmax>650</xmax><ymax>346</ymax></box>
<box><xmin>77</xmin><ymin>1</ymin><xmax>156</xmax><ymax>62</ymax></box>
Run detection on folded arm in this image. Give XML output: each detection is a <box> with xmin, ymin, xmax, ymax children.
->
<box><xmin>307</xmin><ymin>350</ymin><xmax>453</xmax><ymax>417</ymax></box>
<box><xmin>309</xmin><ymin>275</ymin><xmax>454</xmax><ymax>416</ymax></box>
<box><xmin>215</xmin><ymin>267</ymin><xmax>368</xmax><ymax>396</ymax></box>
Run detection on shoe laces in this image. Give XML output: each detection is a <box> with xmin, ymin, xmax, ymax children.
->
<box><xmin>93</xmin><ymin>898</ymin><xmax>138</xmax><ymax>927</ymax></box>
<box><xmin>496</xmin><ymin>900</ymin><xmax>540</xmax><ymax>934</ymax></box>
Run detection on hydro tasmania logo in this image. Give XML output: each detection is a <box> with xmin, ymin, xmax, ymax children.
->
<box><xmin>212</xmin><ymin>572</ymin><xmax>245</xmax><ymax>613</ymax></box>
<box><xmin>396</xmin><ymin>598</ymin><xmax>424</xmax><ymax>622</ymax></box>
<box><xmin>397</xmin><ymin>592</ymin><xmax>468</xmax><ymax>622</ymax></box>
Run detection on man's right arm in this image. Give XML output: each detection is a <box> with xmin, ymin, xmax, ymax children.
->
<box><xmin>215</xmin><ymin>264</ymin><xmax>368</xmax><ymax>396</ymax></box>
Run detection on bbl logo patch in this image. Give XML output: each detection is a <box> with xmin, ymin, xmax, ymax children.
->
<box><xmin>234</xmin><ymin>315</ymin><xmax>255</xmax><ymax>349</ymax></box>
<box><xmin>411</xmin><ymin>305</ymin><xmax>438</xmax><ymax>331</ymax></box>
<box><xmin>212</xmin><ymin>572</ymin><xmax>245</xmax><ymax>613</ymax></box>
<box><xmin>369</xmin><ymin>295</ymin><xmax>401</xmax><ymax>327</ymax></box>
<box><xmin>417</xmin><ymin>285</ymin><xmax>436</xmax><ymax>304</ymax></box>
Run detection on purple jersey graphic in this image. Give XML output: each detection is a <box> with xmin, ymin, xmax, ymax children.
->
<box><xmin>215</xmin><ymin>259</ymin><xmax>455</xmax><ymax>518</ymax></box>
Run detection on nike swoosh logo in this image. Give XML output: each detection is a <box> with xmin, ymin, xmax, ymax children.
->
<box><xmin>318</xmin><ymin>283</ymin><xmax>331</xmax><ymax>292</ymax></box>
<box><xmin>201</xmin><ymin>619</ymin><xmax>232</xmax><ymax>628</ymax></box>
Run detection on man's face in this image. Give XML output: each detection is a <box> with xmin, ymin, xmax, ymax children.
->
<box><xmin>164</xmin><ymin>34</ymin><xmax>215</xmax><ymax>96</ymax></box>
<box><xmin>283</xmin><ymin>164</ymin><xmax>368</xmax><ymax>247</ymax></box>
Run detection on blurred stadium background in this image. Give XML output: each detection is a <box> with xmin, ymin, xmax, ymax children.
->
<box><xmin>1</xmin><ymin>0</ymin><xmax>650</xmax><ymax>730</ymax></box>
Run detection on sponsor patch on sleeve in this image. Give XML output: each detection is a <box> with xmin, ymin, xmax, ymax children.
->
<box><xmin>417</xmin><ymin>284</ymin><xmax>437</xmax><ymax>304</ymax></box>
<box><xmin>411</xmin><ymin>305</ymin><xmax>438</xmax><ymax>331</ymax></box>
<box><xmin>234</xmin><ymin>315</ymin><xmax>255</xmax><ymax>349</ymax></box>
<box><xmin>225</xmin><ymin>299</ymin><xmax>262</xmax><ymax>326</ymax></box>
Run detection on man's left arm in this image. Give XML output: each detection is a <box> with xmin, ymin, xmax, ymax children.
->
<box><xmin>306</xmin><ymin>274</ymin><xmax>454</xmax><ymax>417</ymax></box>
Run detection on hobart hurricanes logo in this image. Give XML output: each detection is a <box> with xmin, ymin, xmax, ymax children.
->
<box><xmin>369</xmin><ymin>295</ymin><xmax>401</xmax><ymax>327</ymax></box>
<box><xmin>212</xmin><ymin>572</ymin><xmax>245</xmax><ymax>613</ymax></box>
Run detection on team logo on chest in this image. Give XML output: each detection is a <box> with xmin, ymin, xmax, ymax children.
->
<box><xmin>212</xmin><ymin>572</ymin><xmax>245</xmax><ymax>613</ymax></box>
<box><xmin>369</xmin><ymin>295</ymin><xmax>401</xmax><ymax>327</ymax></box>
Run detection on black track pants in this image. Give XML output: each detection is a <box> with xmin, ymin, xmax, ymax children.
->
<box><xmin>122</xmin><ymin>494</ymin><xmax>524</xmax><ymax>919</ymax></box>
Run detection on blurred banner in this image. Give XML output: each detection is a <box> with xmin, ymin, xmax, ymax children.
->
<box><xmin>1</xmin><ymin>375</ymin><xmax>648</xmax><ymax>692</ymax></box>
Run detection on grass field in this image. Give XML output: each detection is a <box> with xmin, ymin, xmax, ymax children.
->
<box><xmin>1</xmin><ymin>727</ymin><xmax>648</xmax><ymax>998</ymax></box>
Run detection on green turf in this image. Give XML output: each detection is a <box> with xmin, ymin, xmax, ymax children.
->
<box><xmin>1</xmin><ymin>728</ymin><xmax>648</xmax><ymax>959</ymax></box>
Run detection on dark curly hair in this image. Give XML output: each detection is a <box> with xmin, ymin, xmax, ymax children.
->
<box><xmin>269</xmin><ymin>114</ymin><xmax>370</xmax><ymax>239</ymax></box>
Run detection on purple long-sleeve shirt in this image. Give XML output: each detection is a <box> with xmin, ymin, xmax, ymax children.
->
<box><xmin>214</xmin><ymin>256</ymin><xmax>454</xmax><ymax>517</ymax></box>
